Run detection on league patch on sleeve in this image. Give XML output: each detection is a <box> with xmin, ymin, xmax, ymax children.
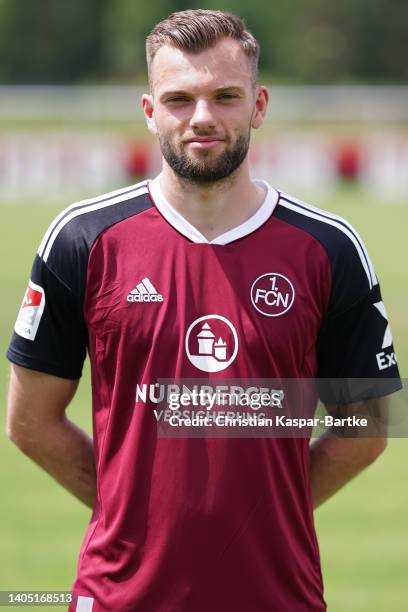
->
<box><xmin>14</xmin><ymin>280</ymin><xmax>45</xmax><ymax>340</ymax></box>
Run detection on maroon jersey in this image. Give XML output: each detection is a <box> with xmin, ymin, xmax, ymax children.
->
<box><xmin>8</xmin><ymin>177</ymin><xmax>400</xmax><ymax>612</ymax></box>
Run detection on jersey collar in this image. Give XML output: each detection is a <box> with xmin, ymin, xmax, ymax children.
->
<box><xmin>148</xmin><ymin>174</ymin><xmax>279</xmax><ymax>245</ymax></box>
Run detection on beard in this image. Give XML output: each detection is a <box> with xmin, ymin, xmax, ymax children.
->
<box><xmin>158</xmin><ymin>130</ymin><xmax>250</xmax><ymax>183</ymax></box>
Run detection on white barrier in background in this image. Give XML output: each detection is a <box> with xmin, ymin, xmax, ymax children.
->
<box><xmin>360</xmin><ymin>134</ymin><xmax>408</xmax><ymax>198</ymax></box>
<box><xmin>0</xmin><ymin>133</ymin><xmax>129</xmax><ymax>201</ymax></box>
<box><xmin>1</xmin><ymin>85</ymin><xmax>408</xmax><ymax>122</ymax></box>
<box><xmin>1</xmin><ymin>85</ymin><xmax>407</xmax><ymax>201</ymax></box>
<box><xmin>0</xmin><ymin>132</ymin><xmax>407</xmax><ymax>202</ymax></box>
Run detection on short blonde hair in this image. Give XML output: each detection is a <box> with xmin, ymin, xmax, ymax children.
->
<box><xmin>146</xmin><ymin>9</ymin><xmax>260</xmax><ymax>83</ymax></box>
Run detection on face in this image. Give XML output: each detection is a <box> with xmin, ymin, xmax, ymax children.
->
<box><xmin>142</xmin><ymin>38</ymin><xmax>268</xmax><ymax>183</ymax></box>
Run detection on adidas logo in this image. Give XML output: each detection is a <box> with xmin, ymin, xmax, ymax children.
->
<box><xmin>127</xmin><ymin>278</ymin><xmax>164</xmax><ymax>303</ymax></box>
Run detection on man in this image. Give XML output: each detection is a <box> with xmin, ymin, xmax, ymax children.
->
<box><xmin>6</xmin><ymin>9</ymin><xmax>401</xmax><ymax>612</ymax></box>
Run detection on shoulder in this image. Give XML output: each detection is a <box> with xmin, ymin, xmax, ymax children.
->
<box><xmin>34</xmin><ymin>179</ymin><xmax>152</xmax><ymax>295</ymax></box>
<box><xmin>37</xmin><ymin>180</ymin><xmax>152</xmax><ymax>266</ymax></box>
<box><xmin>275</xmin><ymin>190</ymin><xmax>377</xmax><ymax>293</ymax></box>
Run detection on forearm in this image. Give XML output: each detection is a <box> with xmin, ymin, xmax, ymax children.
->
<box><xmin>10</xmin><ymin>416</ymin><xmax>96</xmax><ymax>508</ymax></box>
<box><xmin>309</xmin><ymin>433</ymin><xmax>386</xmax><ymax>509</ymax></box>
<box><xmin>7</xmin><ymin>365</ymin><xmax>96</xmax><ymax>508</ymax></box>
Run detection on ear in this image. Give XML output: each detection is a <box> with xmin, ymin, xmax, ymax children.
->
<box><xmin>251</xmin><ymin>86</ymin><xmax>269</xmax><ymax>130</ymax></box>
<box><xmin>141</xmin><ymin>93</ymin><xmax>157</xmax><ymax>135</ymax></box>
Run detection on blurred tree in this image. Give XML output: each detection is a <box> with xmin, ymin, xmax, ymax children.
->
<box><xmin>0</xmin><ymin>0</ymin><xmax>406</xmax><ymax>83</ymax></box>
<box><xmin>342</xmin><ymin>0</ymin><xmax>408</xmax><ymax>81</ymax></box>
<box><xmin>287</xmin><ymin>0</ymin><xmax>408</xmax><ymax>82</ymax></box>
<box><xmin>0</xmin><ymin>0</ymin><xmax>108</xmax><ymax>83</ymax></box>
<box><xmin>185</xmin><ymin>0</ymin><xmax>408</xmax><ymax>83</ymax></box>
<box><xmin>103</xmin><ymin>0</ymin><xmax>169</xmax><ymax>83</ymax></box>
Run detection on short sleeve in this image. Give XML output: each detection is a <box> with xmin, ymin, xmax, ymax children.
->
<box><xmin>317</xmin><ymin>235</ymin><xmax>401</xmax><ymax>404</ymax></box>
<box><xmin>6</xmin><ymin>182</ymin><xmax>152</xmax><ymax>379</ymax></box>
<box><xmin>7</xmin><ymin>254</ymin><xmax>87</xmax><ymax>379</ymax></box>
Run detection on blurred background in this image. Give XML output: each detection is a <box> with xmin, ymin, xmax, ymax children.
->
<box><xmin>0</xmin><ymin>1</ymin><xmax>407</xmax><ymax>610</ymax></box>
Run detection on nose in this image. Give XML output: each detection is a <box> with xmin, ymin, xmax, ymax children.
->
<box><xmin>190</xmin><ymin>99</ymin><xmax>216</xmax><ymax>130</ymax></box>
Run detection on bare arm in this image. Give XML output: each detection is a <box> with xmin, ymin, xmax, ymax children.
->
<box><xmin>6</xmin><ymin>364</ymin><xmax>96</xmax><ymax>508</ymax></box>
<box><xmin>310</xmin><ymin>397</ymin><xmax>388</xmax><ymax>509</ymax></box>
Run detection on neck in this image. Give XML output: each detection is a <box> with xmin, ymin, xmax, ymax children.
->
<box><xmin>159</xmin><ymin>160</ymin><xmax>266</xmax><ymax>241</ymax></box>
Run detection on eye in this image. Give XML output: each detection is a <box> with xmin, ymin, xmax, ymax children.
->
<box><xmin>216</xmin><ymin>93</ymin><xmax>240</xmax><ymax>101</ymax></box>
<box><xmin>166</xmin><ymin>96</ymin><xmax>191</xmax><ymax>103</ymax></box>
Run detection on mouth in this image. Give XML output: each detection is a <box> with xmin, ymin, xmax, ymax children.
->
<box><xmin>184</xmin><ymin>137</ymin><xmax>225</xmax><ymax>150</ymax></box>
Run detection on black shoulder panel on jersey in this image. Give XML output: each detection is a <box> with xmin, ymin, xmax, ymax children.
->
<box><xmin>38</xmin><ymin>182</ymin><xmax>149</xmax><ymax>260</ymax></box>
<box><xmin>40</xmin><ymin>184</ymin><xmax>152</xmax><ymax>304</ymax></box>
<box><xmin>7</xmin><ymin>183</ymin><xmax>153</xmax><ymax>378</ymax></box>
<box><xmin>274</xmin><ymin>193</ymin><xmax>401</xmax><ymax>393</ymax></box>
<box><xmin>274</xmin><ymin>194</ymin><xmax>376</xmax><ymax>317</ymax></box>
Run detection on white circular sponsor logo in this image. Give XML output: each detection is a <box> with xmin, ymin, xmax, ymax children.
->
<box><xmin>185</xmin><ymin>315</ymin><xmax>238</xmax><ymax>372</ymax></box>
<box><xmin>250</xmin><ymin>273</ymin><xmax>295</xmax><ymax>317</ymax></box>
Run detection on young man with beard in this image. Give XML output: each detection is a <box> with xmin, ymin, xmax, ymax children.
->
<box><xmin>6</xmin><ymin>9</ymin><xmax>401</xmax><ymax>612</ymax></box>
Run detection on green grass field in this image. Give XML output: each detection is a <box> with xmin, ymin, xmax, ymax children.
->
<box><xmin>0</xmin><ymin>187</ymin><xmax>406</xmax><ymax>611</ymax></box>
